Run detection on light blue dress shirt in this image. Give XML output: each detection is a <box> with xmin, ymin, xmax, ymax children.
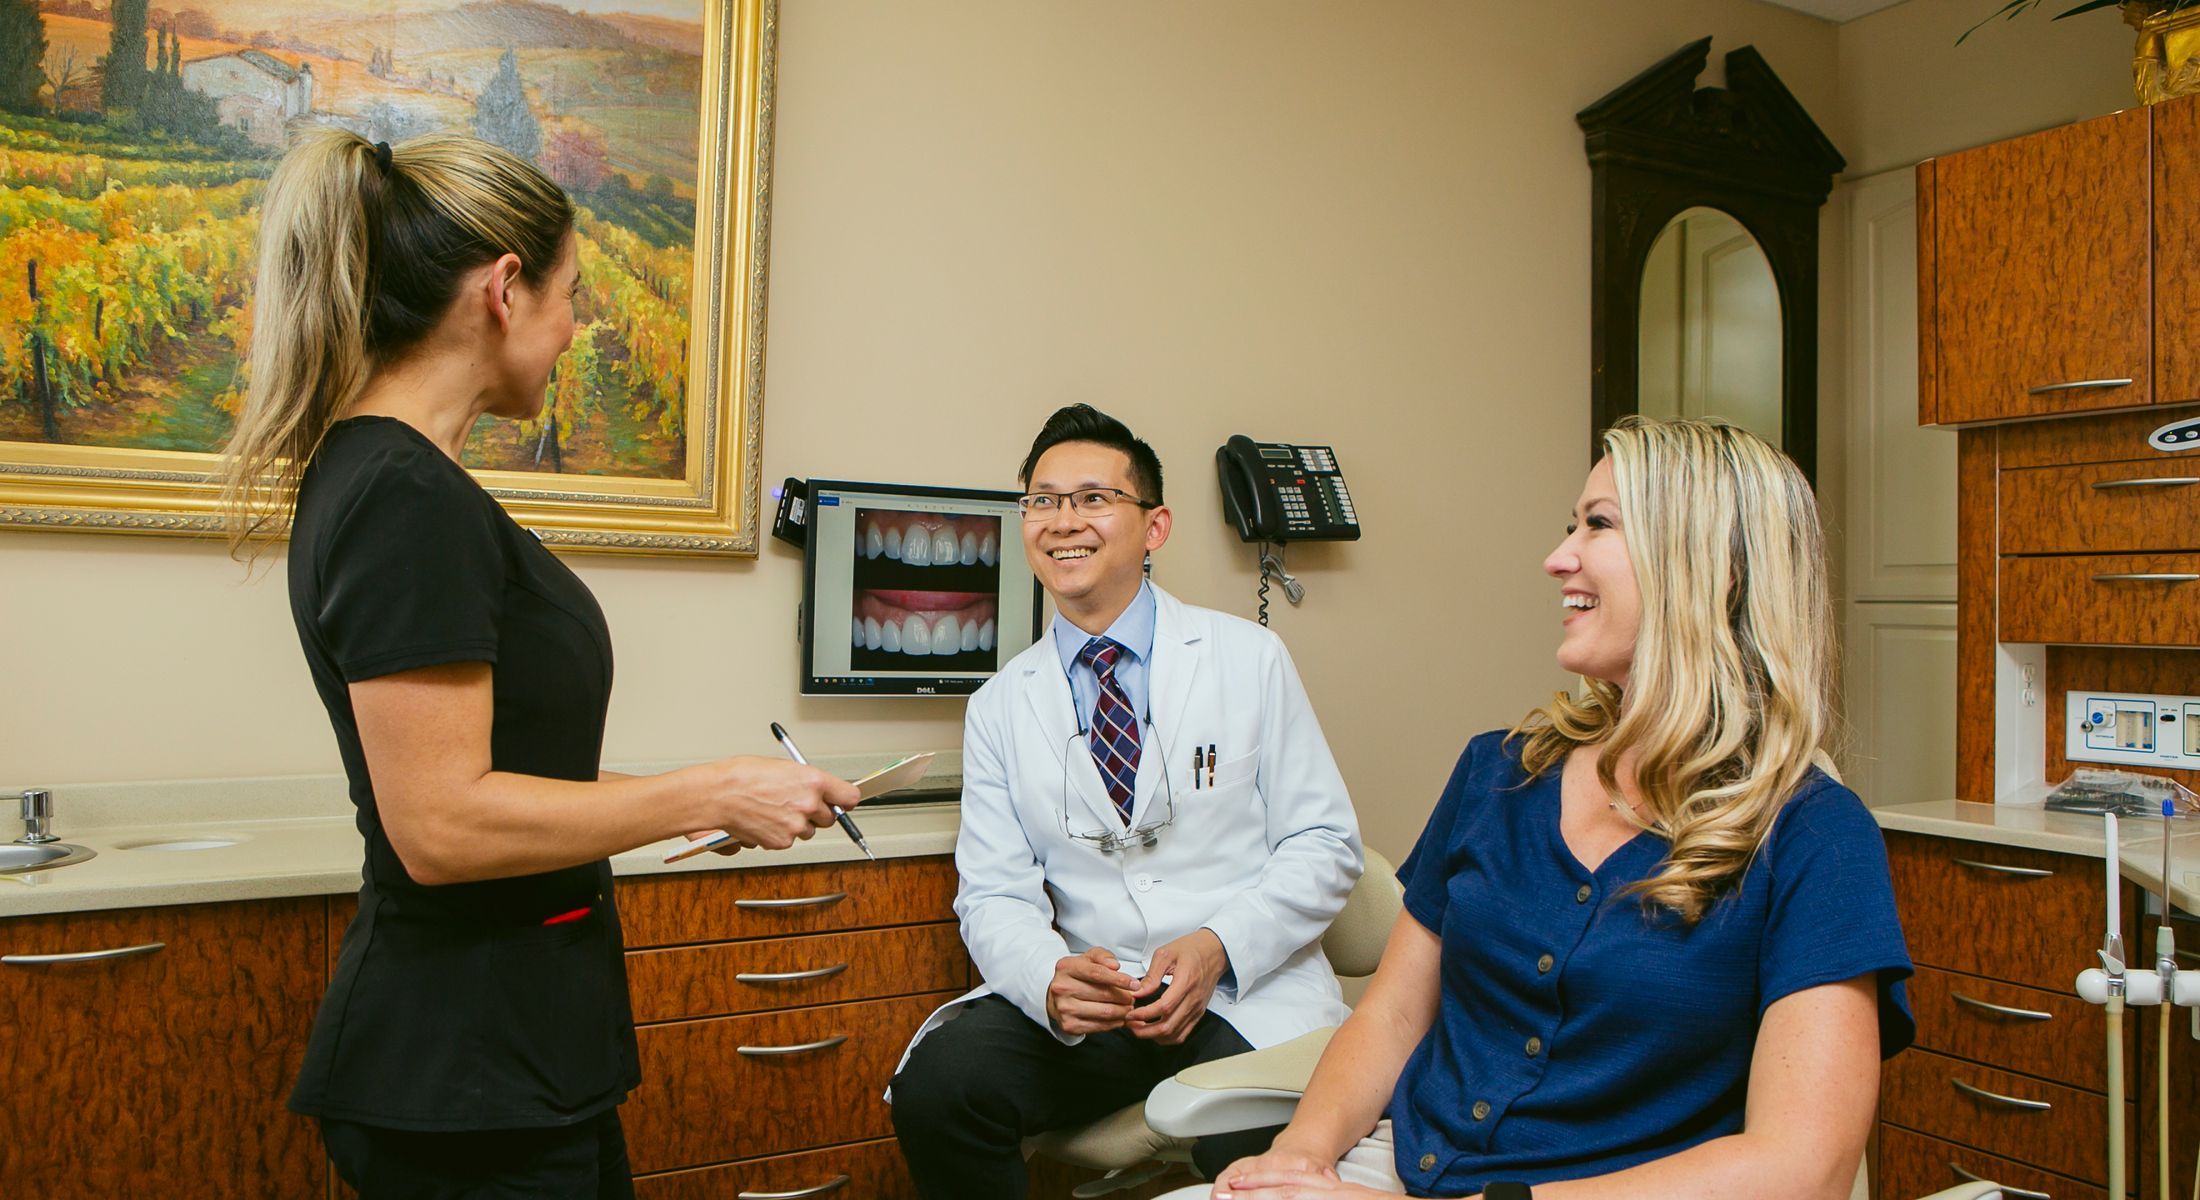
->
<box><xmin>1051</xmin><ymin>579</ymin><xmax>1156</xmax><ymax>731</ymax></box>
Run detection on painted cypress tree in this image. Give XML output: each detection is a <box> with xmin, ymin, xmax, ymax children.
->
<box><xmin>102</xmin><ymin>0</ymin><xmax>149</xmax><ymax>112</ymax></box>
<box><xmin>0</xmin><ymin>0</ymin><xmax>47</xmax><ymax>114</ymax></box>
<box><xmin>471</xmin><ymin>48</ymin><xmax>539</xmax><ymax>162</ymax></box>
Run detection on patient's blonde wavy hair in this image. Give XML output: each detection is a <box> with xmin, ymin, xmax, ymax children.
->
<box><xmin>1510</xmin><ymin>416</ymin><xmax>1834</xmax><ymax>923</ymax></box>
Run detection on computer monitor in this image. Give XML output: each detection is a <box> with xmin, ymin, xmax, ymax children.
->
<box><xmin>801</xmin><ymin>479</ymin><xmax>1045</xmax><ymax>696</ymax></box>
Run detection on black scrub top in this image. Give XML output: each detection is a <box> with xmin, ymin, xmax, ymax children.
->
<box><xmin>285</xmin><ymin>416</ymin><xmax>640</xmax><ymax>1131</ymax></box>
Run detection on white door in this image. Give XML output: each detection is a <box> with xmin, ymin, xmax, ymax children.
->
<box><xmin>1838</xmin><ymin>168</ymin><xmax>1959</xmax><ymax>805</ymax></box>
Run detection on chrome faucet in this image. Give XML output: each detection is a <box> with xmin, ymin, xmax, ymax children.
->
<box><xmin>11</xmin><ymin>789</ymin><xmax>56</xmax><ymax>844</ymax></box>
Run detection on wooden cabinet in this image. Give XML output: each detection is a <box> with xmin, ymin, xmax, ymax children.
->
<box><xmin>0</xmin><ymin>897</ymin><xmax>326</xmax><ymax>1198</ymax></box>
<box><xmin>632</xmin><ymin>1137</ymin><xmax>911</xmax><ymax>1200</ymax></box>
<box><xmin>326</xmin><ymin>854</ymin><xmax>966</xmax><ymax>1197</ymax></box>
<box><xmin>1921</xmin><ymin>106</ymin><xmax>2151</xmax><ymax>425</ymax></box>
<box><xmin>1880</xmin><ymin>832</ymin><xmax>2200</xmax><ymax>1200</ymax></box>
<box><xmin>1943</xmin><ymin>413</ymin><xmax>2200</xmax><ymax>805</ymax></box>
<box><xmin>617</xmin><ymin>856</ymin><xmax>962</xmax><ymax>1196</ymax></box>
<box><xmin>1880</xmin><ymin>1125</ymin><xmax>2111</xmax><ymax>1200</ymax></box>
<box><xmin>2153</xmin><ymin>95</ymin><xmax>2200</xmax><ymax>410</ymax></box>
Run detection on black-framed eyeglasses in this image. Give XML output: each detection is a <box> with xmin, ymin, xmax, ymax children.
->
<box><xmin>1060</xmin><ymin>723</ymin><xmax>1178</xmax><ymax>853</ymax></box>
<box><xmin>1017</xmin><ymin>488</ymin><xmax>1158</xmax><ymax>520</ymax></box>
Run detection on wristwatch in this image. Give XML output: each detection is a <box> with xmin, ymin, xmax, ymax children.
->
<box><xmin>1482</xmin><ymin>1184</ymin><xmax>1533</xmax><ymax>1200</ymax></box>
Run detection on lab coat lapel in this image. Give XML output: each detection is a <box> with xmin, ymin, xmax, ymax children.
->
<box><xmin>1132</xmin><ymin>588</ymin><xmax>1203</xmax><ymax>827</ymax></box>
<box><xmin>1021</xmin><ymin>650</ymin><xmax>1125</xmax><ymax>832</ymax></box>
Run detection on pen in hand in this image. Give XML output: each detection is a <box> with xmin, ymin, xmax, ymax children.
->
<box><xmin>771</xmin><ymin>721</ymin><xmax>875</xmax><ymax>861</ymax></box>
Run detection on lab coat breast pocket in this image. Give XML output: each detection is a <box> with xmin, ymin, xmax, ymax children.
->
<box><xmin>1208</xmin><ymin>748</ymin><xmax>1259</xmax><ymax>795</ymax></box>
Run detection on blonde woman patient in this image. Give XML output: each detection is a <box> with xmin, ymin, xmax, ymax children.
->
<box><xmin>1166</xmin><ymin>417</ymin><xmax>1914</xmax><ymax>1200</ymax></box>
<box><xmin>218</xmin><ymin>129</ymin><xmax>859</xmax><ymax>1197</ymax></box>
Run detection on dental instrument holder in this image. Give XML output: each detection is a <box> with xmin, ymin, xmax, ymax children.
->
<box><xmin>2072</xmin><ymin>810</ymin><xmax>2200</xmax><ymax>1200</ymax></box>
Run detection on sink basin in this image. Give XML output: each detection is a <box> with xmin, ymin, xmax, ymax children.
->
<box><xmin>115</xmin><ymin>836</ymin><xmax>239</xmax><ymax>852</ymax></box>
<box><xmin>0</xmin><ymin>843</ymin><xmax>96</xmax><ymax>874</ymax></box>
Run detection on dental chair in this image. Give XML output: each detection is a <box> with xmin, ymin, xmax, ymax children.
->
<box><xmin>1021</xmin><ymin>847</ymin><xmax>1406</xmax><ymax>1196</ymax></box>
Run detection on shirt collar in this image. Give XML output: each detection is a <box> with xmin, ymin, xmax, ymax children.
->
<box><xmin>1052</xmin><ymin>579</ymin><xmax>1157</xmax><ymax>674</ymax></box>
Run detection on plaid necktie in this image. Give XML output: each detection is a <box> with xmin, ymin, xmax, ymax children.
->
<box><xmin>1079</xmin><ymin>637</ymin><xmax>1140</xmax><ymax>822</ymax></box>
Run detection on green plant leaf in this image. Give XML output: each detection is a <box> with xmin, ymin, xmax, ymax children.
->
<box><xmin>1959</xmin><ymin>0</ymin><xmax>2046</xmax><ymax>45</ymax></box>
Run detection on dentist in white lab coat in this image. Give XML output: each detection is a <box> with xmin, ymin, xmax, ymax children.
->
<box><xmin>889</xmin><ymin>404</ymin><xmax>1363</xmax><ymax>1199</ymax></box>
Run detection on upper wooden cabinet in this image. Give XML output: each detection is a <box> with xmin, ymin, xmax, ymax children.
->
<box><xmin>1920</xmin><ymin>104</ymin><xmax>2152</xmax><ymax>424</ymax></box>
<box><xmin>2154</xmin><ymin>96</ymin><xmax>2200</xmax><ymax>409</ymax></box>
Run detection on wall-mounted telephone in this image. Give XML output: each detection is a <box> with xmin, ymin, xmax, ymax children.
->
<box><xmin>1215</xmin><ymin>435</ymin><xmax>1361</xmax><ymax>543</ymax></box>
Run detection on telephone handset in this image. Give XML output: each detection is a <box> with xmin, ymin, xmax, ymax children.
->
<box><xmin>1215</xmin><ymin>435</ymin><xmax>1361</xmax><ymax>543</ymax></box>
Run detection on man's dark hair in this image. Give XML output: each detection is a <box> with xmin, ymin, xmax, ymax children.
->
<box><xmin>1017</xmin><ymin>404</ymin><xmax>1165</xmax><ymax>504</ymax></box>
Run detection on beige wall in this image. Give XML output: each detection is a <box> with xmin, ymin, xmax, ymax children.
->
<box><xmin>1</xmin><ymin>2</ymin><xmax>1847</xmax><ymax>862</ymax></box>
<box><xmin>1837</xmin><ymin>0</ymin><xmax>2134</xmax><ymax>178</ymax></box>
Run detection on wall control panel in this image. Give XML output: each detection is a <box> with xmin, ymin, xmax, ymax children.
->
<box><xmin>2067</xmin><ymin>690</ymin><xmax>2200</xmax><ymax>768</ymax></box>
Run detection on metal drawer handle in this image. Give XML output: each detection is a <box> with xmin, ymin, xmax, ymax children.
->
<box><xmin>1951</xmin><ymin>1077</ymin><xmax>2053</xmax><ymax>1112</ymax></box>
<box><xmin>2091</xmin><ymin>476</ymin><xmax>2200</xmax><ymax>490</ymax></box>
<box><xmin>736</xmin><ymin>962</ymin><xmax>850</xmax><ymax>984</ymax></box>
<box><xmin>734</xmin><ymin>892</ymin><xmax>848</xmax><ymax>910</ymax></box>
<box><xmin>2027</xmin><ymin>378</ymin><xmax>2133</xmax><ymax>395</ymax></box>
<box><xmin>2091</xmin><ymin>573</ymin><xmax>2200</xmax><ymax>583</ymax></box>
<box><xmin>736</xmin><ymin>1034</ymin><xmax>848</xmax><ymax>1057</ymax></box>
<box><xmin>2</xmin><ymin>941</ymin><xmax>166</xmax><ymax>966</ymax></box>
<box><xmin>738</xmin><ymin>1176</ymin><xmax>849</xmax><ymax>1200</ymax></box>
<box><xmin>1951</xmin><ymin>1163</ymin><xmax>2050</xmax><ymax>1200</ymax></box>
<box><xmin>1952</xmin><ymin>858</ymin><xmax>2055</xmax><ymax>878</ymax></box>
<box><xmin>1952</xmin><ymin>992</ymin><xmax>2054</xmax><ymax>1022</ymax></box>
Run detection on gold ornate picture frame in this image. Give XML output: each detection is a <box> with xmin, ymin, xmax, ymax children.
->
<box><xmin>1</xmin><ymin>0</ymin><xmax>775</xmax><ymax>555</ymax></box>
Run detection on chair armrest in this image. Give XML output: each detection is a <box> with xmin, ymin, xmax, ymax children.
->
<box><xmin>1144</xmin><ymin>1027</ymin><xmax>1337</xmax><ymax>1138</ymax></box>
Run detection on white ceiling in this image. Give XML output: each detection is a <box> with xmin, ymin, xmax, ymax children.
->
<box><xmin>1759</xmin><ymin>0</ymin><xmax>1911</xmax><ymax>21</ymax></box>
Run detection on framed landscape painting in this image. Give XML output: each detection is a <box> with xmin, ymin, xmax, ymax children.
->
<box><xmin>0</xmin><ymin>0</ymin><xmax>775</xmax><ymax>553</ymax></box>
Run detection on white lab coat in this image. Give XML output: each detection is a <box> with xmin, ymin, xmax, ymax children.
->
<box><xmin>895</xmin><ymin>586</ymin><xmax>1362</xmax><ymax>1078</ymax></box>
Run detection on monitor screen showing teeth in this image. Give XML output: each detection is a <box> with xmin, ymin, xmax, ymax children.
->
<box><xmin>857</xmin><ymin>510</ymin><xmax>1000</xmax><ymax>567</ymax></box>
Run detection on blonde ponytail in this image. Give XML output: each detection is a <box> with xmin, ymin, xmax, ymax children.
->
<box><xmin>218</xmin><ymin>127</ymin><xmax>378</xmax><ymax>557</ymax></box>
<box><xmin>216</xmin><ymin>129</ymin><xmax>573</xmax><ymax>559</ymax></box>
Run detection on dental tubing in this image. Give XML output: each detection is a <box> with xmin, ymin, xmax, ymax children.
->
<box><xmin>2074</xmin><ymin>805</ymin><xmax>2200</xmax><ymax>1200</ymax></box>
<box><xmin>2161</xmin><ymin>798</ymin><xmax>2178</xmax><ymax>1200</ymax></box>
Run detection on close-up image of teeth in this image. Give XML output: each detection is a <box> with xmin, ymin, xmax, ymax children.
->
<box><xmin>851</xmin><ymin>590</ymin><xmax>1000</xmax><ymax>670</ymax></box>
<box><xmin>855</xmin><ymin>509</ymin><xmax>1001</xmax><ymax>569</ymax></box>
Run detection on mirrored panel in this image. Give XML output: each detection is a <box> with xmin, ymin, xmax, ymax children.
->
<box><xmin>1636</xmin><ymin>207</ymin><xmax>1784</xmax><ymax>446</ymax></box>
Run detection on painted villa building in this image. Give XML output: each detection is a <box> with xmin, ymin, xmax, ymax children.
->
<box><xmin>179</xmin><ymin>50</ymin><xmax>315</xmax><ymax>146</ymax></box>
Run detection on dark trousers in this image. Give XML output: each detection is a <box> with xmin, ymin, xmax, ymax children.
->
<box><xmin>889</xmin><ymin>994</ymin><xmax>1285</xmax><ymax>1199</ymax></box>
<box><xmin>321</xmin><ymin>1111</ymin><xmax>635</xmax><ymax>1200</ymax></box>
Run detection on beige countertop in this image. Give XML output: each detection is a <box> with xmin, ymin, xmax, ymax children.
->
<box><xmin>1873</xmin><ymin>799</ymin><xmax>2199</xmax><ymax>914</ymax></box>
<box><xmin>0</xmin><ymin>751</ymin><xmax>964</xmax><ymax>919</ymax></box>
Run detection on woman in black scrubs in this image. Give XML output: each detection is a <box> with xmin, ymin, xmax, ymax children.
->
<box><xmin>216</xmin><ymin>129</ymin><xmax>860</xmax><ymax>1198</ymax></box>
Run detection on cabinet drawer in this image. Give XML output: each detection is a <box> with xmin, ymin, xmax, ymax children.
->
<box><xmin>1879</xmin><ymin>1124</ymin><xmax>2110</xmax><ymax>1200</ymax></box>
<box><xmin>1882</xmin><ymin>1050</ymin><xmax>2132</xmax><ymax>1187</ymax></box>
<box><xmin>0</xmin><ymin>898</ymin><xmax>325</xmax><ymax>1198</ymax></box>
<box><xmin>632</xmin><ymin>1136</ymin><xmax>915</xmax><ymax>1200</ymax></box>
<box><xmin>627</xmin><ymin>922</ymin><xmax>967</xmax><ymax>1023</ymax></box>
<box><xmin>623</xmin><ymin>990</ymin><xmax>954</xmax><ymax>1172</ymax></box>
<box><xmin>2000</xmin><ymin>555</ymin><xmax>2200</xmax><ymax>645</ymax></box>
<box><xmin>1907</xmin><ymin>966</ymin><xmax>2129</xmax><ymax>1093</ymax></box>
<box><xmin>2001</xmin><ymin>463</ymin><xmax>2200</xmax><ymax>555</ymax></box>
<box><xmin>618</xmin><ymin>856</ymin><xmax>958</xmax><ymax>948</ymax></box>
<box><xmin>1886</xmin><ymin>833</ymin><xmax>2102</xmax><ymax>992</ymax></box>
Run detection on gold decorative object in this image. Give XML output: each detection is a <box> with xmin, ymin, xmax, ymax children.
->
<box><xmin>2129</xmin><ymin>1</ymin><xmax>2200</xmax><ymax>104</ymax></box>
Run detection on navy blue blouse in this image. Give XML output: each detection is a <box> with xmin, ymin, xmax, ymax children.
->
<box><xmin>1387</xmin><ymin>731</ymin><xmax>1914</xmax><ymax>1196</ymax></box>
